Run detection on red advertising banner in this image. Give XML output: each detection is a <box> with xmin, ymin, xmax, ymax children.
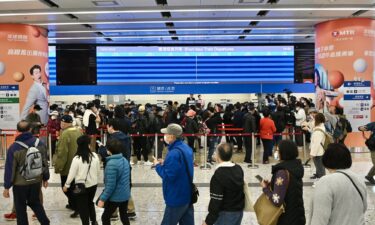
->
<box><xmin>0</xmin><ymin>24</ymin><xmax>49</xmax><ymax>130</ymax></box>
<box><xmin>315</xmin><ymin>18</ymin><xmax>375</xmax><ymax>147</ymax></box>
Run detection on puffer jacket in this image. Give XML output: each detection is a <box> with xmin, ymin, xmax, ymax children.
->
<box><xmin>100</xmin><ymin>154</ymin><xmax>130</xmax><ymax>202</ymax></box>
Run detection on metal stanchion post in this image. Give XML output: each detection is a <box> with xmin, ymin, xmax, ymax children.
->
<box><xmin>155</xmin><ymin>133</ymin><xmax>158</xmax><ymax>159</ymax></box>
<box><xmin>248</xmin><ymin>133</ymin><xmax>259</xmax><ymax>169</ymax></box>
<box><xmin>200</xmin><ymin>134</ymin><xmax>211</xmax><ymax>170</ymax></box>
<box><xmin>292</xmin><ymin>127</ymin><xmax>296</xmax><ymax>142</ymax></box>
<box><xmin>103</xmin><ymin>130</ymin><xmax>107</xmax><ymax>146</ymax></box>
<box><xmin>302</xmin><ymin>133</ymin><xmax>311</xmax><ymax>168</ymax></box>
<box><xmin>48</xmin><ymin>133</ymin><xmax>53</xmax><ymax>168</ymax></box>
<box><xmin>100</xmin><ymin>129</ymin><xmax>104</xmax><ymax>143</ymax></box>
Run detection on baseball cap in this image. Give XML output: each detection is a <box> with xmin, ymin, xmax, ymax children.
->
<box><xmin>50</xmin><ymin>111</ymin><xmax>59</xmax><ymax>116</ymax></box>
<box><xmin>138</xmin><ymin>105</ymin><xmax>145</xmax><ymax>112</ymax></box>
<box><xmin>186</xmin><ymin>109</ymin><xmax>196</xmax><ymax>117</ymax></box>
<box><xmin>34</xmin><ymin>104</ymin><xmax>42</xmax><ymax>111</ymax></box>
<box><xmin>61</xmin><ymin>115</ymin><xmax>73</xmax><ymax>123</ymax></box>
<box><xmin>161</xmin><ymin>123</ymin><xmax>183</xmax><ymax>136</ymax></box>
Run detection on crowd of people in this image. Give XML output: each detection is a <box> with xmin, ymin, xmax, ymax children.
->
<box><xmin>1</xmin><ymin>93</ymin><xmax>373</xmax><ymax>225</ymax></box>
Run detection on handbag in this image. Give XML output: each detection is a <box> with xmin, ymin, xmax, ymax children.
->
<box><xmin>72</xmin><ymin>158</ymin><xmax>92</xmax><ymax>196</ymax></box>
<box><xmin>254</xmin><ymin>170</ymin><xmax>289</xmax><ymax>225</ymax></box>
<box><xmin>176</xmin><ymin>148</ymin><xmax>199</xmax><ymax>204</ymax></box>
<box><xmin>243</xmin><ymin>181</ymin><xmax>254</xmax><ymax>212</ymax></box>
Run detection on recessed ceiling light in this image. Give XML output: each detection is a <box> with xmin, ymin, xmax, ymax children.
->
<box><xmin>92</xmin><ymin>0</ymin><xmax>118</xmax><ymax>7</ymax></box>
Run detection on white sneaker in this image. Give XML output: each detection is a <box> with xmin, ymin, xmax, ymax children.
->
<box><xmin>144</xmin><ymin>161</ymin><xmax>153</xmax><ymax>166</ymax></box>
<box><xmin>130</xmin><ymin>161</ymin><xmax>135</xmax><ymax>165</ymax></box>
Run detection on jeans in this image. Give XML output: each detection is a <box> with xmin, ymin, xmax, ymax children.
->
<box><xmin>262</xmin><ymin>139</ymin><xmax>273</xmax><ymax>162</ymax></box>
<box><xmin>161</xmin><ymin>204</ymin><xmax>194</xmax><ymax>225</ymax></box>
<box><xmin>13</xmin><ymin>183</ymin><xmax>50</xmax><ymax>225</ymax></box>
<box><xmin>243</xmin><ymin>136</ymin><xmax>252</xmax><ymax>163</ymax></box>
<box><xmin>368</xmin><ymin>151</ymin><xmax>375</xmax><ymax>177</ymax></box>
<box><xmin>215</xmin><ymin>211</ymin><xmax>243</xmax><ymax>225</ymax></box>
<box><xmin>208</xmin><ymin>136</ymin><xmax>218</xmax><ymax>162</ymax></box>
<box><xmin>76</xmin><ymin>185</ymin><xmax>97</xmax><ymax>225</ymax></box>
<box><xmin>273</xmin><ymin>135</ymin><xmax>282</xmax><ymax>147</ymax></box>
<box><xmin>102</xmin><ymin>201</ymin><xmax>129</xmax><ymax>225</ymax></box>
<box><xmin>61</xmin><ymin>175</ymin><xmax>77</xmax><ymax>211</ymax></box>
<box><xmin>313</xmin><ymin>156</ymin><xmax>326</xmax><ymax>178</ymax></box>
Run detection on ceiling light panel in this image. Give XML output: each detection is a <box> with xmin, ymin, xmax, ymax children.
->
<box><xmin>52</xmin><ymin>0</ymin><xmax>157</xmax><ymax>8</ymax></box>
<box><xmin>278</xmin><ymin>0</ymin><xmax>373</xmax><ymax>4</ymax></box>
<box><xmin>170</xmin><ymin>11</ymin><xmax>232</xmax><ymax>18</ymax></box>
<box><xmin>266</xmin><ymin>10</ymin><xmax>354</xmax><ymax>18</ymax></box>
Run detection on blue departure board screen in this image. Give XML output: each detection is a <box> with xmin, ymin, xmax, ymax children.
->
<box><xmin>96</xmin><ymin>46</ymin><xmax>294</xmax><ymax>84</ymax></box>
<box><xmin>48</xmin><ymin>45</ymin><xmax>312</xmax><ymax>95</ymax></box>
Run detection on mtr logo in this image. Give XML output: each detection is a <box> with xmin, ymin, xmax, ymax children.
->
<box><xmin>332</xmin><ymin>30</ymin><xmax>356</xmax><ymax>37</ymax></box>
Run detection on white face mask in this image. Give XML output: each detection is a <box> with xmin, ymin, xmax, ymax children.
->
<box><xmin>164</xmin><ymin>135</ymin><xmax>169</xmax><ymax>144</ymax></box>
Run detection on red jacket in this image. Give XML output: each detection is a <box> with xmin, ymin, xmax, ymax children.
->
<box><xmin>259</xmin><ymin>117</ymin><xmax>276</xmax><ymax>140</ymax></box>
<box><xmin>47</xmin><ymin>118</ymin><xmax>61</xmax><ymax>141</ymax></box>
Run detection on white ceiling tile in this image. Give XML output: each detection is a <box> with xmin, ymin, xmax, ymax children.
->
<box><xmin>0</xmin><ymin>1</ymin><xmax>48</xmax><ymax>10</ymax></box>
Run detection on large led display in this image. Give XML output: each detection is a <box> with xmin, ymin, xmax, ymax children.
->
<box><xmin>96</xmin><ymin>46</ymin><xmax>294</xmax><ymax>84</ymax></box>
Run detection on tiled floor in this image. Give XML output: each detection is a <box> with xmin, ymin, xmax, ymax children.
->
<box><xmin>0</xmin><ymin>144</ymin><xmax>374</xmax><ymax>225</ymax></box>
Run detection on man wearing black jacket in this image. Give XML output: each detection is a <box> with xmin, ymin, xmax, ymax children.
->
<box><xmin>204</xmin><ymin>143</ymin><xmax>244</xmax><ymax>225</ymax></box>
<box><xmin>205</xmin><ymin>107</ymin><xmax>223</xmax><ymax>164</ymax></box>
<box><xmin>232</xmin><ymin>103</ymin><xmax>244</xmax><ymax>152</ymax></box>
<box><xmin>243</xmin><ymin>107</ymin><xmax>256</xmax><ymax>164</ymax></box>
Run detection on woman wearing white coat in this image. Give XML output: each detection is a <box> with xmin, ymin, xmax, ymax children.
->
<box><xmin>310</xmin><ymin>113</ymin><xmax>326</xmax><ymax>179</ymax></box>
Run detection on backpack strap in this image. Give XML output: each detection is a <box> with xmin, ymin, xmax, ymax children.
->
<box><xmin>34</xmin><ymin>138</ymin><xmax>40</xmax><ymax>147</ymax></box>
<box><xmin>15</xmin><ymin>141</ymin><xmax>29</xmax><ymax>149</ymax></box>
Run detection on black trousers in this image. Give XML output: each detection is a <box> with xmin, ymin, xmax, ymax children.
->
<box><xmin>187</xmin><ymin>136</ymin><xmax>196</xmax><ymax>153</ymax></box>
<box><xmin>102</xmin><ymin>201</ymin><xmax>129</xmax><ymax>225</ymax></box>
<box><xmin>295</xmin><ymin>126</ymin><xmax>303</xmax><ymax>146</ymax></box>
<box><xmin>76</xmin><ymin>185</ymin><xmax>97</xmax><ymax>225</ymax></box>
<box><xmin>243</xmin><ymin>136</ymin><xmax>253</xmax><ymax>163</ymax></box>
<box><xmin>60</xmin><ymin>175</ymin><xmax>77</xmax><ymax>211</ymax></box>
<box><xmin>235</xmin><ymin>136</ymin><xmax>243</xmax><ymax>150</ymax></box>
<box><xmin>133</xmin><ymin>136</ymin><xmax>149</xmax><ymax>161</ymax></box>
<box><xmin>13</xmin><ymin>183</ymin><xmax>50</xmax><ymax>225</ymax></box>
<box><xmin>154</xmin><ymin>138</ymin><xmax>164</xmax><ymax>159</ymax></box>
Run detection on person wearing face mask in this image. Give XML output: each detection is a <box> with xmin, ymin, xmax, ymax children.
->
<box><xmin>154</xmin><ymin>123</ymin><xmax>195</xmax><ymax>225</ymax></box>
<box><xmin>47</xmin><ymin>111</ymin><xmax>61</xmax><ymax>157</ymax></box>
<box><xmin>258</xmin><ymin>140</ymin><xmax>305</xmax><ymax>225</ymax></box>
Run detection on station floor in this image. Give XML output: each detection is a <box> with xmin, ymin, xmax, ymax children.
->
<box><xmin>0</xmin><ymin>144</ymin><xmax>374</xmax><ymax>225</ymax></box>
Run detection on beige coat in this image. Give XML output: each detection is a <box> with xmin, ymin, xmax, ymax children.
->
<box><xmin>310</xmin><ymin>124</ymin><xmax>326</xmax><ymax>157</ymax></box>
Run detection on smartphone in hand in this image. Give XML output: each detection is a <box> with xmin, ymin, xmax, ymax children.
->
<box><xmin>255</xmin><ymin>175</ymin><xmax>263</xmax><ymax>182</ymax></box>
<box><xmin>96</xmin><ymin>140</ymin><xmax>103</xmax><ymax>146</ymax></box>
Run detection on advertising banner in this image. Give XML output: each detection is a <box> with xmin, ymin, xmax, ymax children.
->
<box><xmin>315</xmin><ymin>18</ymin><xmax>375</xmax><ymax>147</ymax></box>
<box><xmin>0</xmin><ymin>24</ymin><xmax>49</xmax><ymax>129</ymax></box>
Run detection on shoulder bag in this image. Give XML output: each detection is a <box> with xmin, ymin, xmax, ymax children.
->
<box><xmin>243</xmin><ymin>180</ymin><xmax>254</xmax><ymax>212</ymax></box>
<box><xmin>254</xmin><ymin>170</ymin><xmax>290</xmax><ymax>225</ymax></box>
<box><xmin>72</xmin><ymin>157</ymin><xmax>92</xmax><ymax>196</ymax></box>
<box><xmin>176</xmin><ymin>148</ymin><xmax>199</xmax><ymax>204</ymax></box>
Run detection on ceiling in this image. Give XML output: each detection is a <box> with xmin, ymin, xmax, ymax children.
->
<box><xmin>0</xmin><ymin>0</ymin><xmax>374</xmax><ymax>44</ymax></box>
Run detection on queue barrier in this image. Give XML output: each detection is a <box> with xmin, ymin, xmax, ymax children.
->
<box><xmin>0</xmin><ymin>127</ymin><xmax>308</xmax><ymax>171</ymax></box>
